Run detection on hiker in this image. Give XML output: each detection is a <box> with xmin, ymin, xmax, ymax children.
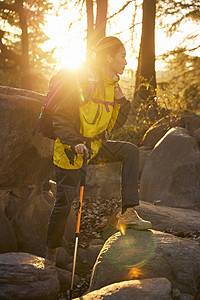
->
<box><xmin>46</xmin><ymin>36</ymin><xmax>152</xmax><ymax>264</ymax></box>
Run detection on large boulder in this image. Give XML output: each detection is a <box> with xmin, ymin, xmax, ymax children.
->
<box><xmin>0</xmin><ymin>252</ymin><xmax>60</xmax><ymax>300</ymax></box>
<box><xmin>85</xmin><ymin>147</ymin><xmax>152</xmax><ymax>198</ymax></box>
<box><xmin>0</xmin><ymin>87</ymin><xmax>76</xmax><ymax>255</ymax></box>
<box><xmin>139</xmin><ymin>127</ymin><xmax>200</xmax><ymax>208</ymax></box>
<box><xmin>10</xmin><ymin>185</ymin><xmax>53</xmax><ymax>254</ymax></box>
<box><xmin>105</xmin><ymin>201</ymin><xmax>200</xmax><ymax>240</ymax></box>
<box><xmin>0</xmin><ymin>207</ymin><xmax>17</xmax><ymax>253</ymax></box>
<box><xmin>75</xmin><ymin>278</ymin><xmax>172</xmax><ymax>300</ymax></box>
<box><xmin>56</xmin><ymin>267</ymin><xmax>79</xmax><ymax>292</ymax></box>
<box><xmin>2</xmin><ymin>184</ymin><xmax>76</xmax><ymax>256</ymax></box>
<box><xmin>0</xmin><ymin>86</ymin><xmax>54</xmax><ymax>191</ymax></box>
<box><xmin>142</xmin><ymin>112</ymin><xmax>200</xmax><ymax>148</ymax></box>
<box><xmin>136</xmin><ymin>201</ymin><xmax>200</xmax><ymax>233</ymax></box>
<box><xmin>89</xmin><ymin>229</ymin><xmax>200</xmax><ymax>297</ymax></box>
<box><xmin>86</xmin><ymin>163</ymin><xmax>121</xmax><ymax>199</ymax></box>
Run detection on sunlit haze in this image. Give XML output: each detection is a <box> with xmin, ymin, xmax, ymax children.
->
<box><xmin>43</xmin><ymin>0</ymin><xmax>200</xmax><ymax>71</ymax></box>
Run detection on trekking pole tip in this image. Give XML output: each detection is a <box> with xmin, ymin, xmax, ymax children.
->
<box><xmin>68</xmin><ymin>289</ymin><xmax>73</xmax><ymax>300</ymax></box>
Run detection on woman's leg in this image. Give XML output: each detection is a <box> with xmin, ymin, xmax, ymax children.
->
<box><xmin>90</xmin><ymin>140</ymin><xmax>151</xmax><ymax>230</ymax></box>
<box><xmin>90</xmin><ymin>140</ymin><xmax>139</xmax><ymax>210</ymax></box>
<box><xmin>47</xmin><ymin>166</ymin><xmax>80</xmax><ymax>249</ymax></box>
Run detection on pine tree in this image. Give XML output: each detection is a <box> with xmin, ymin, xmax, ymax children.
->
<box><xmin>0</xmin><ymin>0</ymin><xmax>55</xmax><ymax>90</ymax></box>
<box><xmin>133</xmin><ymin>0</ymin><xmax>158</xmax><ymax>124</ymax></box>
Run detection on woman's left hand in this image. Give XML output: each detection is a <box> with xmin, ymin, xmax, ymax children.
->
<box><xmin>114</xmin><ymin>85</ymin><xmax>124</xmax><ymax>100</ymax></box>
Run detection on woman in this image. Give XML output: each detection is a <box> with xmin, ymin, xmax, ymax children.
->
<box><xmin>46</xmin><ymin>36</ymin><xmax>152</xmax><ymax>264</ymax></box>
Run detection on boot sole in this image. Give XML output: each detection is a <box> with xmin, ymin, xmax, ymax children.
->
<box><xmin>117</xmin><ymin>221</ymin><xmax>152</xmax><ymax>231</ymax></box>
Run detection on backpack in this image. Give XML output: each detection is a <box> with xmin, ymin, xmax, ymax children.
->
<box><xmin>33</xmin><ymin>66</ymin><xmax>96</xmax><ymax>140</ymax></box>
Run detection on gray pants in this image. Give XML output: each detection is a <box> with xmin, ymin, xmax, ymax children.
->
<box><xmin>47</xmin><ymin>140</ymin><xmax>139</xmax><ymax>248</ymax></box>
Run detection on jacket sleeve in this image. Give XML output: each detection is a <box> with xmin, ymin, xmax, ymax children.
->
<box><xmin>112</xmin><ymin>97</ymin><xmax>131</xmax><ymax>132</ymax></box>
<box><xmin>52</xmin><ymin>90</ymin><xmax>84</xmax><ymax>147</ymax></box>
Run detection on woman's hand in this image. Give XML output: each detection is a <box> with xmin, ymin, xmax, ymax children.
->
<box><xmin>74</xmin><ymin>144</ymin><xmax>89</xmax><ymax>158</ymax></box>
<box><xmin>114</xmin><ymin>85</ymin><xmax>124</xmax><ymax>100</ymax></box>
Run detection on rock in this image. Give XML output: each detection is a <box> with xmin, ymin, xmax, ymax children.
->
<box><xmin>90</xmin><ymin>239</ymin><xmax>104</xmax><ymax>245</ymax></box>
<box><xmin>135</xmin><ymin>201</ymin><xmax>200</xmax><ymax>233</ymax></box>
<box><xmin>193</xmin><ymin>128</ymin><xmax>200</xmax><ymax>144</ymax></box>
<box><xmin>56</xmin><ymin>247</ymin><xmax>68</xmax><ymax>269</ymax></box>
<box><xmin>0</xmin><ymin>90</ymin><xmax>54</xmax><ymax>190</ymax></box>
<box><xmin>86</xmin><ymin>163</ymin><xmax>121</xmax><ymax>199</ymax></box>
<box><xmin>65</xmin><ymin>262</ymin><xmax>73</xmax><ymax>272</ymax></box>
<box><xmin>11</xmin><ymin>185</ymin><xmax>53</xmax><ymax>254</ymax></box>
<box><xmin>142</xmin><ymin>112</ymin><xmax>200</xmax><ymax>148</ymax></box>
<box><xmin>179</xmin><ymin>112</ymin><xmax>200</xmax><ymax>134</ymax></box>
<box><xmin>0</xmin><ymin>87</ymin><xmax>59</xmax><ymax>255</ymax></box>
<box><xmin>180</xmin><ymin>294</ymin><xmax>195</xmax><ymax>300</ymax></box>
<box><xmin>139</xmin><ymin>127</ymin><xmax>200</xmax><ymax>208</ymax></box>
<box><xmin>172</xmin><ymin>288</ymin><xmax>181</xmax><ymax>299</ymax></box>
<box><xmin>89</xmin><ymin>229</ymin><xmax>200</xmax><ymax>297</ymax></box>
<box><xmin>78</xmin><ymin>244</ymin><xmax>102</xmax><ymax>267</ymax></box>
<box><xmin>142</xmin><ymin>117</ymin><xmax>172</xmax><ymax>148</ymax></box>
<box><xmin>74</xmin><ymin>278</ymin><xmax>172</xmax><ymax>299</ymax></box>
<box><xmin>0</xmin><ymin>207</ymin><xmax>17</xmax><ymax>253</ymax></box>
<box><xmin>0</xmin><ymin>252</ymin><xmax>59</xmax><ymax>300</ymax></box>
<box><xmin>0</xmin><ymin>182</ymin><xmax>76</xmax><ymax>256</ymax></box>
<box><xmin>56</xmin><ymin>267</ymin><xmax>80</xmax><ymax>292</ymax></box>
<box><xmin>103</xmin><ymin>201</ymin><xmax>200</xmax><ymax>243</ymax></box>
<box><xmin>196</xmin><ymin>236</ymin><xmax>200</xmax><ymax>243</ymax></box>
<box><xmin>0</xmin><ymin>85</ymin><xmax>44</xmax><ymax>101</ymax></box>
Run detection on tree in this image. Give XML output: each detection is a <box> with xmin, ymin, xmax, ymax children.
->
<box><xmin>95</xmin><ymin>0</ymin><xmax>108</xmax><ymax>44</ymax></box>
<box><xmin>86</xmin><ymin>0</ymin><xmax>108</xmax><ymax>56</ymax></box>
<box><xmin>133</xmin><ymin>0</ymin><xmax>158</xmax><ymax>124</ymax></box>
<box><xmin>158</xmin><ymin>50</ymin><xmax>200</xmax><ymax>112</ymax></box>
<box><xmin>0</xmin><ymin>0</ymin><xmax>54</xmax><ymax>90</ymax></box>
<box><xmin>156</xmin><ymin>0</ymin><xmax>200</xmax><ymax>113</ymax></box>
<box><xmin>157</xmin><ymin>0</ymin><xmax>200</xmax><ymax>32</ymax></box>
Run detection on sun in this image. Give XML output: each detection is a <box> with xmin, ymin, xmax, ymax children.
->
<box><xmin>43</xmin><ymin>12</ymin><xmax>86</xmax><ymax>70</ymax></box>
<box><xmin>56</xmin><ymin>39</ymin><xmax>86</xmax><ymax>69</ymax></box>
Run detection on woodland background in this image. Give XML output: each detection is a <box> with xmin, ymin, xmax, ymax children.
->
<box><xmin>0</xmin><ymin>0</ymin><xmax>200</xmax><ymax>143</ymax></box>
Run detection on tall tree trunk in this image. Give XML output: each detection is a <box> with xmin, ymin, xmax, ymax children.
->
<box><xmin>133</xmin><ymin>0</ymin><xmax>157</xmax><ymax>122</ymax></box>
<box><xmin>86</xmin><ymin>0</ymin><xmax>108</xmax><ymax>61</ymax></box>
<box><xmin>16</xmin><ymin>0</ymin><xmax>32</xmax><ymax>90</ymax></box>
<box><xmin>86</xmin><ymin>0</ymin><xmax>94</xmax><ymax>59</ymax></box>
<box><xmin>94</xmin><ymin>0</ymin><xmax>108</xmax><ymax>45</ymax></box>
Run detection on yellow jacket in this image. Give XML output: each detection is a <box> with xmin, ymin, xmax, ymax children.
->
<box><xmin>52</xmin><ymin>68</ymin><xmax>130</xmax><ymax>169</ymax></box>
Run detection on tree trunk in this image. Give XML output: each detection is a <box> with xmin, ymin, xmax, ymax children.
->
<box><xmin>94</xmin><ymin>0</ymin><xmax>108</xmax><ymax>45</ymax></box>
<box><xmin>133</xmin><ymin>0</ymin><xmax>157</xmax><ymax>122</ymax></box>
<box><xmin>16</xmin><ymin>0</ymin><xmax>32</xmax><ymax>90</ymax></box>
<box><xmin>86</xmin><ymin>0</ymin><xmax>94</xmax><ymax>59</ymax></box>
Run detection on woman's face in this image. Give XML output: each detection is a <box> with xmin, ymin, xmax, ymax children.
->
<box><xmin>109</xmin><ymin>45</ymin><xmax>127</xmax><ymax>75</ymax></box>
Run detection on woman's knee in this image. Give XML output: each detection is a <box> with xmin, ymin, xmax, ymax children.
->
<box><xmin>55</xmin><ymin>186</ymin><xmax>77</xmax><ymax>207</ymax></box>
<box><xmin>124</xmin><ymin>142</ymin><xmax>139</xmax><ymax>157</ymax></box>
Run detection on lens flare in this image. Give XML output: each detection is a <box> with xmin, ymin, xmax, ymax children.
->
<box><xmin>118</xmin><ymin>222</ymin><xmax>127</xmax><ymax>236</ymax></box>
<box><xmin>103</xmin><ymin>229</ymin><xmax>157</xmax><ymax>276</ymax></box>
<box><xmin>128</xmin><ymin>267</ymin><xmax>143</xmax><ymax>279</ymax></box>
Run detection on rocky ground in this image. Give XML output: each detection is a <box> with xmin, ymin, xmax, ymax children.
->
<box><xmin>58</xmin><ymin>196</ymin><xmax>122</xmax><ymax>299</ymax></box>
<box><xmin>56</xmin><ymin>196</ymin><xmax>200</xmax><ymax>300</ymax></box>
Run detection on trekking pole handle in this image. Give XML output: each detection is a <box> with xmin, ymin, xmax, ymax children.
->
<box><xmin>80</xmin><ymin>154</ymin><xmax>87</xmax><ymax>186</ymax></box>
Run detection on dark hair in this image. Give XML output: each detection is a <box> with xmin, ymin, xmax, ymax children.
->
<box><xmin>94</xmin><ymin>36</ymin><xmax>124</xmax><ymax>66</ymax></box>
<box><xmin>85</xmin><ymin>36</ymin><xmax>124</xmax><ymax>98</ymax></box>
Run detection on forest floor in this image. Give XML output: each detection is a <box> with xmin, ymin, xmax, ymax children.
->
<box><xmin>57</xmin><ymin>196</ymin><xmax>200</xmax><ymax>299</ymax></box>
<box><xmin>58</xmin><ymin>196</ymin><xmax>122</xmax><ymax>299</ymax></box>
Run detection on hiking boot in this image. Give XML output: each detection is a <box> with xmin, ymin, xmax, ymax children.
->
<box><xmin>117</xmin><ymin>208</ymin><xmax>152</xmax><ymax>231</ymax></box>
<box><xmin>45</xmin><ymin>247</ymin><xmax>58</xmax><ymax>266</ymax></box>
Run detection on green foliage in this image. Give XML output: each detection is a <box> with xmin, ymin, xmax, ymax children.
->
<box><xmin>183</xmin><ymin>84</ymin><xmax>200</xmax><ymax>111</ymax></box>
<box><xmin>157</xmin><ymin>51</ymin><xmax>200</xmax><ymax>113</ymax></box>
<box><xmin>111</xmin><ymin>122</ymin><xmax>151</xmax><ymax>147</ymax></box>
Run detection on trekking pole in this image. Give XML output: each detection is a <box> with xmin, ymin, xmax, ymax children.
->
<box><xmin>69</xmin><ymin>155</ymin><xmax>87</xmax><ymax>300</ymax></box>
